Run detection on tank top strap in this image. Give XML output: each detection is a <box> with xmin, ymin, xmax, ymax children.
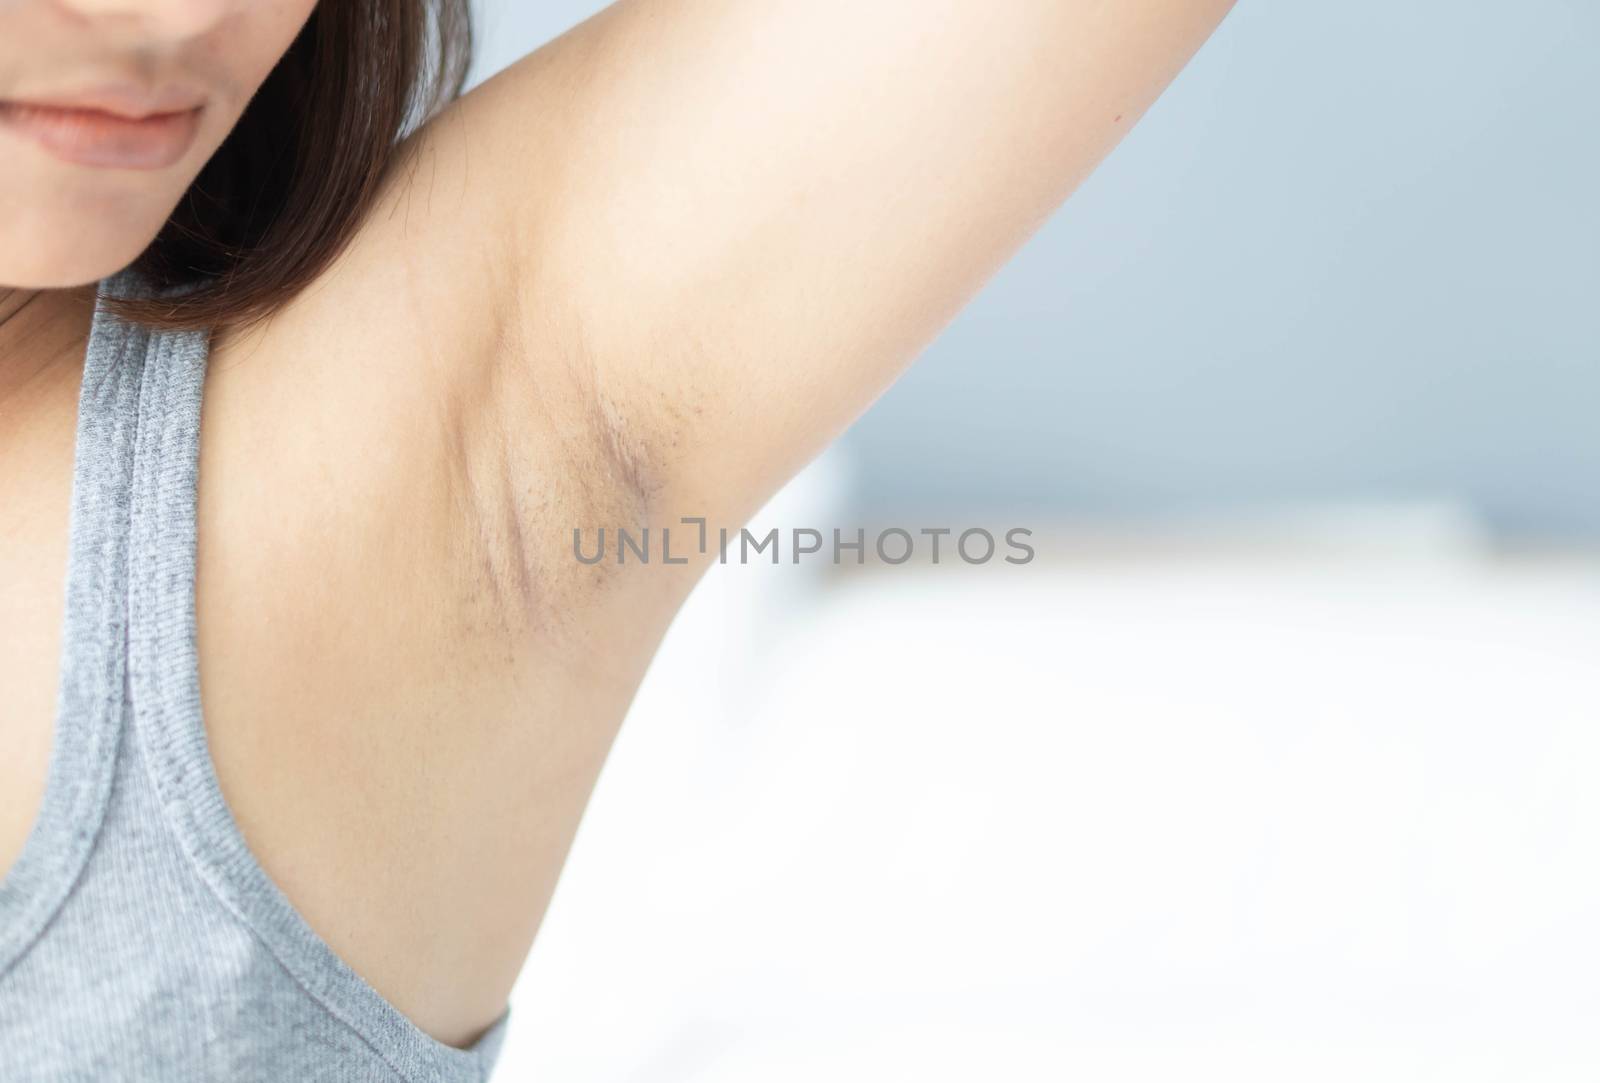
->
<box><xmin>1</xmin><ymin>268</ymin><xmax>509</xmax><ymax>1079</ymax></box>
<box><xmin>0</xmin><ymin>267</ymin><xmax>156</xmax><ymax>976</ymax></box>
<box><xmin>111</xmin><ymin>272</ymin><xmax>514</xmax><ymax>1081</ymax></box>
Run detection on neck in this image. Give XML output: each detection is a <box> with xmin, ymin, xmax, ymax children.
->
<box><xmin>0</xmin><ymin>283</ymin><xmax>95</xmax><ymax>409</ymax></box>
<box><xmin>0</xmin><ymin>286</ymin><xmax>39</xmax><ymax>326</ymax></box>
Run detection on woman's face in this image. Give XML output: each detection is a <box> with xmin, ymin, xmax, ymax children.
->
<box><xmin>0</xmin><ymin>0</ymin><xmax>318</xmax><ymax>289</ymax></box>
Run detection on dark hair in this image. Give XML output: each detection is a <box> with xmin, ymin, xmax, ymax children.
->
<box><xmin>108</xmin><ymin>1</ymin><xmax>473</xmax><ymax>332</ymax></box>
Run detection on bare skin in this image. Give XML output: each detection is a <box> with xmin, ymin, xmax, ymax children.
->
<box><xmin>0</xmin><ymin>0</ymin><xmax>1236</xmax><ymax>1050</ymax></box>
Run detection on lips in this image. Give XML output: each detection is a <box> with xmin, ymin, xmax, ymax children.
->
<box><xmin>0</xmin><ymin>89</ymin><xmax>206</xmax><ymax>170</ymax></box>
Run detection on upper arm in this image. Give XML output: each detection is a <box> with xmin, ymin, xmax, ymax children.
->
<box><xmin>444</xmin><ymin>0</ymin><xmax>1236</xmax><ymax>536</ymax></box>
<box><xmin>179</xmin><ymin>3</ymin><xmax>1233</xmax><ymax>1035</ymax></box>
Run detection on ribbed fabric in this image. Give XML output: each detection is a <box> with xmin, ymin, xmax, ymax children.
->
<box><xmin>0</xmin><ymin>270</ymin><xmax>510</xmax><ymax>1082</ymax></box>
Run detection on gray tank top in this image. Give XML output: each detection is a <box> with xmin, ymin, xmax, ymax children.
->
<box><xmin>0</xmin><ymin>269</ymin><xmax>510</xmax><ymax>1081</ymax></box>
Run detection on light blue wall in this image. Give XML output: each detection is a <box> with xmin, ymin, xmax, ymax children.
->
<box><xmin>470</xmin><ymin>2</ymin><xmax>1600</xmax><ymax>537</ymax></box>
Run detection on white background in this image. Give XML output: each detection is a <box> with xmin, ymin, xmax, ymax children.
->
<box><xmin>494</xmin><ymin>456</ymin><xmax>1600</xmax><ymax>1080</ymax></box>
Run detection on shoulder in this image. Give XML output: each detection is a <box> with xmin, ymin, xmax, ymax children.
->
<box><xmin>205</xmin><ymin>27</ymin><xmax>658</xmax><ymax>622</ymax></box>
<box><xmin>187</xmin><ymin>24</ymin><xmax>692</xmax><ymax>1045</ymax></box>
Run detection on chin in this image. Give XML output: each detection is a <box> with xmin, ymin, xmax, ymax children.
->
<box><xmin>0</xmin><ymin>127</ymin><xmax>215</xmax><ymax>286</ymax></box>
<box><xmin>0</xmin><ymin>196</ymin><xmax>173</xmax><ymax>290</ymax></box>
<box><xmin>0</xmin><ymin>248</ymin><xmax>152</xmax><ymax>291</ymax></box>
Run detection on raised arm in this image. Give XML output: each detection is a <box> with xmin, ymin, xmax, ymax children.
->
<box><xmin>182</xmin><ymin>1</ymin><xmax>1237</xmax><ymax>1045</ymax></box>
<box><xmin>442</xmin><ymin>0</ymin><xmax>1236</xmax><ymax>539</ymax></box>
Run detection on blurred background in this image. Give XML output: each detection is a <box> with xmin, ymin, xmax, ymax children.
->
<box><xmin>468</xmin><ymin>3</ymin><xmax>1600</xmax><ymax>1079</ymax></box>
